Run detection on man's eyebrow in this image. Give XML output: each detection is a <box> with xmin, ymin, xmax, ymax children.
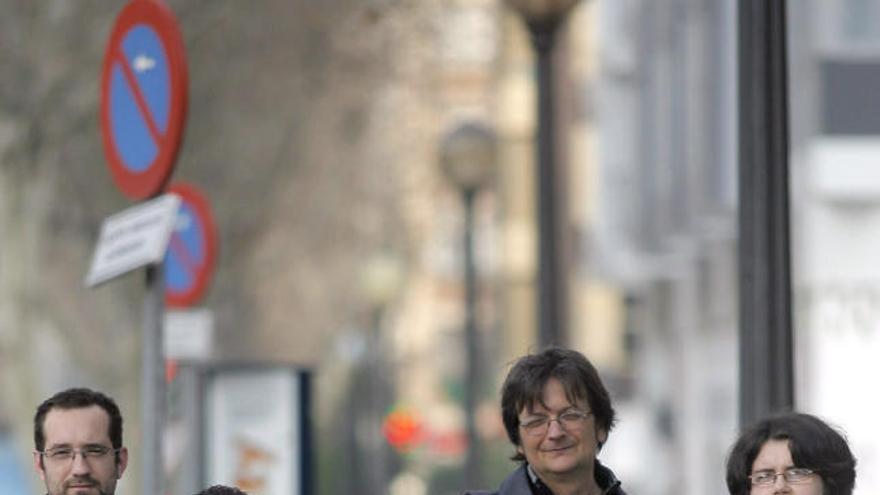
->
<box><xmin>521</xmin><ymin>405</ymin><xmax>548</xmax><ymax>415</ymax></box>
<box><xmin>522</xmin><ymin>405</ymin><xmax>579</xmax><ymax>417</ymax></box>
<box><xmin>521</xmin><ymin>411</ymin><xmax>548</xmax><ymax>418</ymax></box>
<box><xmin>46</xmin><ymin>442</ymin><xmax>110</xmax><ymax>449</ymax></box>
<box><xmin>44</xmin><ymin>443</ymin><xmax>72</xmax><ymax>449</ymax></box>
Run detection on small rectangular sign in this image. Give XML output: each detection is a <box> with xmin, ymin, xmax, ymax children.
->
<box><xmin>164</xmin><ymin>309</ymin><xmax>214</xmax><ymax>360</ymax></box>
<box><xmin>85</xmin><ymin>194</ymin><xmax>181</xmax><ymax>287</ymax></box>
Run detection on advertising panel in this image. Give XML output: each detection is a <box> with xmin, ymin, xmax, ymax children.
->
<box><xmin>205</xmin><ymin>368</ymin><xmax>308</xmax><ymax>495</ymax></box>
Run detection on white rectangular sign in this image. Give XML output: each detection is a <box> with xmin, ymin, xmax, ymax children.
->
<box><xmin>164</xmin><ymin>309</ymin><xmax>214</xmax><ymax>360</ymax></box>
<box><xmin>85</xmin><ymin>194</ymin><xmax>181</xmax><ymax>287</ymax></box>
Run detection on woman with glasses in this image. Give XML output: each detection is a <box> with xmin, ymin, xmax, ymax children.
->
<box><xmin>725</xmin><ymin>412</ymin><xmax>856</xmax><ymax>495</ymax></box>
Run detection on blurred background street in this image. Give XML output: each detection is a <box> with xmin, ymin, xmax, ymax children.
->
<box><xmin>1</xmin><ymin>1</ymin><xmax>879</xmax><ymax>494</ymax></box>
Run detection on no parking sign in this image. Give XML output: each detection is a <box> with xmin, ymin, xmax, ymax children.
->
<box><xmin>95</xmin><ymin>4</ymin><xmax>192</xmax><ymax>494</ymax></box>
<box><xmin>100</xmin><ymin>0</ymin><xmax>188</xmax><ymax>200</ymax></box>
<box><xmin>165</xmin><ymin>183</ymin><xmax>217</xmax><ymax>307</ymax></box>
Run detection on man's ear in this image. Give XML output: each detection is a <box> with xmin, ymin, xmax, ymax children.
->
<box><xmin>596</xmin><ymin>428</ymin><xmax>608</xmax><ymax>451</ymax></box>
<box><xmin>115</xmin><ymin>447</ymin><xmax>129</xmax><ymax>479</ymax></box>
<box><xmin>33</xmin><ymin>451</ymin><xmax>46</xmax><ymax>481</ymax></box>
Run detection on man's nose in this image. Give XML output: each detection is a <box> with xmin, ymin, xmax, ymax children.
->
<box><xmin>546</xmin><ymin>418</ymin><xmax>566</xmax><ymax>438</ymax></box>
<box><xmin>70</xmin><ymin>451</ymin><xmax>92</xmax><ymax>475</ymax></box>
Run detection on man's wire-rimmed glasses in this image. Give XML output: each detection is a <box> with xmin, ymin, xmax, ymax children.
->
<box><xmin>519</xmin><ymin>409</ymin><xmax>592</xmax><ymax>437</ymax></box>
<box><xmin>38</xmin><ymin>446</ymin><xmax>120</xmax><ymax>465</ymax></box>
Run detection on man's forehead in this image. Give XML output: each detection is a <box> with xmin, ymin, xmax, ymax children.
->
<box><xmin>522</xmin><ymin>379</ymin><xmax>587</xmax><ymax>409</ymax></box>
<box><xmin>521</xmin><ymin>396</ymin><xmax>588</xmax><ymax>414</ymax></box>
<box><xmin>523</xmin><ymin>399</ymin><xmax>583</xmax><ymax>412</ymax></box>
<box><xmin>43</xmin><ymin>405</ymin><xmax>112</xmax><ymax>445</ymax></box>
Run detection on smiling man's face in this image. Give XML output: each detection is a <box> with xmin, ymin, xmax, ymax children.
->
<box><xmin>33</xmin><ymin>405</ymin><xmax>128</xmax><ymax>495</ymax></box>
<box><xmin>516</xmin><ymin>378</ymin><xmax>606</xmax><ymax>483</ymax></box>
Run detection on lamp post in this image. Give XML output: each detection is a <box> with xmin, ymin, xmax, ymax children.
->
<box><xmin>738</xmin><ymin>0</ymin><xmax>793</xmax><ymax>427</ymax></box>
<box><xmin>358</xmin><ymin>252</ymin><xmax>404</xmax><ymax>495</ymax></box>
<box><xmin>440</xmin><ymin>122</ymin><xmax>496</xmax><ymax>490</ymax></box>
<box><xmin>505</xmin><ymin>0</ymin><xmax>581</xmax><ymax>347</ymax></box>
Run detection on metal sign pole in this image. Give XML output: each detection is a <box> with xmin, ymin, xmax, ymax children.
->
<box><xmin>142</xmin><ymin>264</ymin><xmax>166</xmax><ymax>495</ymax></box>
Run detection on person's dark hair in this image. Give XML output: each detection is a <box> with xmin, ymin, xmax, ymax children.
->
<box><xmin>725</xmin><ymin>412</ymin><xmax>856</xmax><ymax>495</ymax></box>
<box><xmin>34</xmin><ymin>387</ymin><xmax>124</xmax><ymax>453</ymax></box>
<box><xmin>195</xmin><ymin>485</ymin><xmax>248</xmax><ymax>495</ymax></box>
<box><xmin>501</xmin><ymin>347</ymin><xmax>616</xmax><ymax>461</ymax></box>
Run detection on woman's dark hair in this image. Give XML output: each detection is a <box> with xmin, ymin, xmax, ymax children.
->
<box><xmin>500</xmin><ymin>347</ymin><xmax>616</xmax><ymax>461</ymax></box>
<box><xmin>725</xmin><ymin>412</ymin><xmax>856</xmax><ymax>495</ymax></box>
<box><xmin>196</xmin><ymin>485</ymin><xmax>248</xmax><ymax>495</ymax></box>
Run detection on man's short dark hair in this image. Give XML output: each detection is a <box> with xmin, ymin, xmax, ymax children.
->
<box><xmin>195</xmin><ymin>485</ymin><xmax>248</xmax><ymax>495</ymax></box>
<box><xmin>34</xmin><ymin>387</ymin><xmax>124</xmax><ymax>452</ymax></box>
<box><xmin>725</xmin><ymin>412</ymin><xmax>857</xmax><ymax>495</ymax></box>
<box><xmin>500</xmin><ymin>347</ymin><xmax>616</xmax><ymax>461</ymax></box>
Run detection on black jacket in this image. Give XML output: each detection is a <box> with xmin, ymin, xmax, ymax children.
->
<box><xmin>464</xmin><ymin>461</ymin><xmax>626</xmax><ymax>495</ymax></box>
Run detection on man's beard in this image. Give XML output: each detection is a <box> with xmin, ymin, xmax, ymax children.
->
<box><xmin>51</xmin><ymin>475</ymin><xmax>112</xmax><ymax>495</ymax></box>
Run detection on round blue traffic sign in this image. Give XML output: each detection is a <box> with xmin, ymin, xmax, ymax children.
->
<box><xmin>101</xmin><ymin>0</ymin><xmax>188</xmax><ymax>200</ymax></box>
<box><xmin>165</xmin><ymin>183</ymin><xmax>217</xmax><ymax>307</ymax></box>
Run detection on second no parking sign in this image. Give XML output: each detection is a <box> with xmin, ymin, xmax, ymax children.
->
<box><xmin>165</xmin><ymin>183</ymin><xmax>217</xmax><ymax>307</ymax></box>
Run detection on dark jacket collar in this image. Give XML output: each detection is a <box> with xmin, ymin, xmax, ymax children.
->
<box><xmin>594</xmin><ymin>460</ymin><xmax>624</xmax><ymax>495</ymax></box>
<box><xmin>485</xmin><ymin>460</ymin><xmax>625</xmax><ymax>495</ymax></box>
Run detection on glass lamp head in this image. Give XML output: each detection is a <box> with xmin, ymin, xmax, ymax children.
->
<box><xmin>504</xmin><ymin>0</ymin><xmax>582</xmax><ymax>24</ymax></box>
<box><xmin>439</xmin><ymin>122</ymin><xmax>497</xmax><ymax>193</ymax></box>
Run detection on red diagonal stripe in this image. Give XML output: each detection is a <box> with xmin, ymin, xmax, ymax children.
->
<box><xmin>114</xmin><ymin>49</ymin><xmax>164</xmax><ymax>147</ymax></box>
<box><xmin>169</xmin><ymin>233</ymin><xmax>201</xmax><ymax>286</ymax></box>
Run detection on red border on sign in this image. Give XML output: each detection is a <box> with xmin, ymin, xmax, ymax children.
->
<box><xmin>100</xmin><ymin>0</ymin><xmax>188</xmax><ymax>200</ymax></box>
<box><xmin>166</xmin><ymin>183</ymin><xmax>217</xmax><ymax>308</ymax></box>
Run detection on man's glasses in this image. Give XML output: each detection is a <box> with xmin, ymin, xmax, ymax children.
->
<box><xmin>38</xmin><ymin>446</ymin><xmax>119</xmax><ymax>465</ymax></box>
<box><xmin>749</xmin><ymin>468</ymin><xmax>815</xmax><ymax>486</ymax></box>
<box><xmin>519</xmin><ymin>410</ymin><xmax>592</xmax><ymax>437</ymax></box>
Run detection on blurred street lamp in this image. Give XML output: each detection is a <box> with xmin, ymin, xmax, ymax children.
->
<box><xmin>361</xmin><ymin>253</ymin><xmax>405</xmax><ymax>311</ymax></box>
<box><xmin>505</xmin><ymin>0</ymin><xmax>582</xmax><ymax>347</ymax></box>
<box><xmin>505</xmin><ymin>0</ymin><xmax>581</xmax><ymax>24</ymax></box>
<box><xmin>440</xmin><ymin>121</ymin><xmax>496</xmax><ymax>489</ymax></box>
<box><xmin>357</xmin><ymin>252</ymin><xmax>404</xmax><ymax>495</ymax></box>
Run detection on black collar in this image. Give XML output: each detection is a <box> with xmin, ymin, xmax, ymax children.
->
<box><xmin>525</xmin><ymin>460</ymin><xmax>623</xmax><ymax>495</ymax></box>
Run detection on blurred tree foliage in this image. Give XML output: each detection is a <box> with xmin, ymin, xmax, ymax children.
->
<box><xmin>1</xmin><ymin>0</ymin><xmax>448</xmax><ymax>491</ymax></box>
